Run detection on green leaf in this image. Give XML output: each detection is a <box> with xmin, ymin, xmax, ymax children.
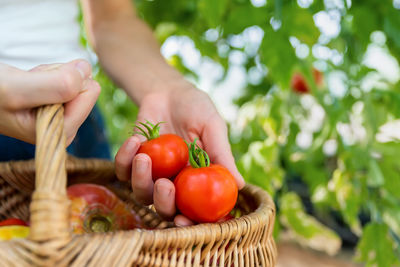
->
<box><xmin>356</xmin><ymin>223</ymin><xmax>399</xmax><ymax>267</ymax></box>
<box><xmin>135</xmin><ymin>0</ymin><xmax>197</xmax><ymax>27</ymax></box>
<box><xmin>280</xmin><ymin>192</ymin><xmax>342</xmax><ymax>256</ymax></box>
<box><xmin>329</xmin><ymin>169</ymin><xmax>362</xmax><ymax>235</ymax></box>
<box><xmin>155</xmin><ymin>22</ymin><xmax>178</xmax><ymax>43</ymax></box>
<box><xmin>380</xmin><ymin>157</ymin><xmax>400</xmax><ymax>199</ymax></box>
<box><xmin>302</xmin><ymin>164</ymin><xmax>329</xmax><ymax>194</ymax></box>
<box><xmin>382</xmin><ymin>203</ymin><xmax>400</xmax><ymax>239</ymax></box>
<box><xmin>373</xmin><ymin>141</ymin><xmax>400</xmax><ymax>158</ymax></box>
<box><xmin>198</xmin><ymin>0</ymin><xmax>229</xmax><ymax>28</ymax></box>
<box><xmin>282</xmin><ymin>5</ymin><xmax>320</xmax><ymax>46</ymax></box>
<box><xmin>223</xmin><ymin>5</ymin><xmax>270</xmax><ymax>34</ymax></box>
<box><xmin>367</xmin><ymin>159</ymin><xmax>385</xmax><ymax>187</ymax></box>
<box><xmin>238</xmin><ymin>138</ymin><xmax>284</xmax><ymax>196</ymax></box>
<box><xmin>259</xmin><ymin>27</ymin><xmax>296</xmax><ymax>88</ymax></box>
<box><xmin>351</xmin><ymin>5</ymin><xmax>380</xmax><ymax>52</ymax></box>
<box><xmin>223</xmin><ymin>2</ymin><xmax>271</xmax><ymax>35</ymax></box>
<box><xmin>383</xmin><ymin>9</ymin><xmax>400</xmax><ymax>49</ymax></box>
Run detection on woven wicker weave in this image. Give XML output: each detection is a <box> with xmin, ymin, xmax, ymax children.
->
<box><xmin>0</xmin><ymin>104</ymin><xmax>277</xmax><ymax>266</ymax></box>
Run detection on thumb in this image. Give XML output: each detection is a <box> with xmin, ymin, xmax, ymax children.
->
<box><xmin>6</xmin><ymin>59</ymin><xmax>92</xmax><ymax>109</ymax></box>
<box><xmin>201</xmin><ymin>116</ymin><xmax>245</xmax><ymax>189</ymax></box>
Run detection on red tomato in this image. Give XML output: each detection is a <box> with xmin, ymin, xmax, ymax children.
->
<box><xmin>67</xmin><ymin>184</ymin><xmax>143</xmax><ymax>234</ymax></box>
<box><xmin>134</xmin><ymin>122</ymin><xmax>188</xmax><ymax>181</ymax></box>
<box><xmin>291</xmin><ymin>68</ymin><xmax>323</xmax><ymax>94</ymax></box>
<box><xmin>291</xmin><ymin>72</ymin><xmax>309</xmax><ymax>94</ymax></box>
<box><xmin>0</xmin><ymin>218</ymin><xmax>28</xmax><ymax>227</ymax></box>
<box><xmin>175</xmin><ymin>164</ymin><xmax>238</xmax><ymax>223</ymax></box>
<box><xmin>138</xmin><ymin>134</ymin><xmax>188</xmax><ymax>180</ymax></box>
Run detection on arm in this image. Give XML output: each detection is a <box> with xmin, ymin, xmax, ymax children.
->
<box><xmin>81</xmin><ymin>0</ymin><xmax>244</xmax><ymax>225</ymax></box>
<box><xmin>81</xmin><ymin>0</ymin><xmax>183</xmax><ymax>104</ymax></box>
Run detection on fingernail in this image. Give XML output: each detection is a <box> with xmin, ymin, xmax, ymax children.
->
<box><xmin>135</xmin><ymin>158</ymin><xmax>148</xmax><ymax>174</ymax></box>
<box><xmin>80</xmin><ymin>79</ymin><xmax>89</xmax><ymax>93</ymax></box>
<box><xmin>75</xmin><ymin>60</ymin><xmax>91</xmax><ymax>79</ymax></box>
<box><xmin>175</xmin><ymin>221</ymin><xmax>183</xmax><ymax>227</ymax></box>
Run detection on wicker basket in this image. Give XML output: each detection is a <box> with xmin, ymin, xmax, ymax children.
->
<box><xmin>0</xmin><ymin>105</ymin><xmax>277</xmax><ymax>266</ymax></box>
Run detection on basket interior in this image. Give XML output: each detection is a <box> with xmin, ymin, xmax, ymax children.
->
<box><xmin>0</xmin><ymin>157</ymin><xmax>256</xmax><ymax>229</ymax></box>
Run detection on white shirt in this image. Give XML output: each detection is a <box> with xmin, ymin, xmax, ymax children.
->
<box><xmin>0</xmin><ymin>0</ymin><xmax>92</xmax><ymax>70</ymax></box>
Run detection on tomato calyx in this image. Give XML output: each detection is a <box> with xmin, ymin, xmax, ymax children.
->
<box><xmin>68</xmin><ymin>184</ymin><xmax>143</xmax><ymax>234</ymax></box>
<box><xmin>86</xmin><ymin>215</ymin><xmax>112</xmax><ymax>233</ymax></box>
<box><xmin>187</xmin><ymin>138</ymin><xmax>210</xmax><ymax>168</ymax></box>
<box><xmin>133</xmin><ymin>121</ymin><xmax>165</xmax><ymax>140</ymax></box>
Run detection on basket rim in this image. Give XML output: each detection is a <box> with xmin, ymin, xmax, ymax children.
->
<box><xmin>133</xmin><ymin>182</ymin><xmax>275</xmax><ymax>248</ymax></box>
<box><xmin>0</xmin><ymin>157</ymin><xmax>276</xmax><ymax>245</ymax></box>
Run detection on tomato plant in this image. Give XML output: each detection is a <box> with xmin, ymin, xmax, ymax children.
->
<box><xmin>174</xmin><ymin>140</ymin><xmax>238</xmax><ymax>223</ymax></box>
<box><xmin>135</xmin><ymin>121</ymin><xmax>188</xmax><ymax>181</ymax></box>
<box><xmin>67</xmin><ymin>184</ymin><xmax>143</xmax><ymax>234</ymax></box>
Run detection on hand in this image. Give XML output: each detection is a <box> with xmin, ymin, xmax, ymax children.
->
<box><xmin>115</xmin><ymin>81</ymin><xmax>245</xmax><ymax>226</ymax></box>
<box><xmin>0</xmin><ymin>60</ymin><xmax>100</xmax><ymax>145</ymax></box>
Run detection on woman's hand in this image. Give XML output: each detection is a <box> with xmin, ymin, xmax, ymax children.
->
<box><xmin>0</xmin><ymin>60</ymin><xmax>100</xmax><ymax>145</ymax></box>
<box><xmin>115</xmin><ymin>81</ymin><xmax>245</xmax><ymax>226</ymax></box>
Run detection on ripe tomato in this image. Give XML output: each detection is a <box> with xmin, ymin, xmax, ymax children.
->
<box><xmin>67</xmin><ymin>184</ymin><xmax>143</xmax><ymax>234</ymax></box>
<box><xmin>135</xmin><ymin>121</ymin><xmax>188</xmax><ymax>181</ymax></box>
<box><xmin>0</xmin><ymin>218</ymin><xmax>28</xmax><ymax>227</ymax></box>
<box><xmin>174</xmin><ymin>140</ymin><xmax>238</xmax><ymax>223</ymax></box>
<box><xmin>291</xmin><ymin>68</ymin><xmax>323</xmax><ymax>94</ymax></box>
<box><xmin>291</xmin><ymin>72</ymin><xmax>309</xmax><ymax>93</ymax></box>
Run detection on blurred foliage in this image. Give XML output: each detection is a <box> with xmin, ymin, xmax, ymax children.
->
<box><xmin>95</xmin><ymin>67</ymin><xmax>138</xmax><ymax>156</ymax></box>
<box><xmin>89</xmin><ymin>0</ymin><xmax>400</xmax><ymax>265</ymax></box>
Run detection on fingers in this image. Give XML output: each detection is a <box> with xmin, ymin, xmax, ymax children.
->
<box><xmin>202</xmin><ymin>116</ymin><xmax>245</xmax><ymax>189</ymax></box>
<box><xmin>29</xmin><ymin>63</ymin><xmax>62</xmax><ymax>72</ymax></box>
<box><xmin>5</xmin><ymin>59</ymin><xmax>92</xmax><ymax>110</ymax></box>
<box><xmin>131</xmin><ymin>153</ymin><xmax>154</xmax><ymax>205</ymax></box>
<box><xmin>115</xmin><ymin>136</ymin><xmax>141</xmax><ymax>181</ymax></box>
<box><xmin>174</xmin><ymin>215</ymin><xmax>195</xmax><ymax>227</ymax></box>
<box><xmin>116</xmin><ymin>139</ymin><xmax>155</xmax><ymax>206</ymax></box>
<box><xmin>63</xmin><ymin>79</ymin><xmax>101</xmax><ymax>145</ymax></box>
<box><xmin>153</xmin><ymin>179</ymin><xmax>176</xmax><ymax>220</ymax></box>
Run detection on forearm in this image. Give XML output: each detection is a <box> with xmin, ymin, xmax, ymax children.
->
<box><xmin>83</xmin><ymin>4</ymin><xmax>185</xmax><ymax>105</ymax></box>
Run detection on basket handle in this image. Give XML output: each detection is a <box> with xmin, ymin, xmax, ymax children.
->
<box><xmin>29</xmin><ymin>104</ymin><xmax>71</xmax><ymax>242</ymax></box>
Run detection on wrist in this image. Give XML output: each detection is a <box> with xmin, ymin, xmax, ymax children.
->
<box><xmin>132</xmin><ymin>75</ymin><xmax>196</xmax><ymax>106</ymax></box>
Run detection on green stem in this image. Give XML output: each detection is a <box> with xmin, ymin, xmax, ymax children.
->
<box><xmin>133</xmin><ymin>121</ymin><xmax>164</xmax><ymax>140</ymax></box>
<box><xmin>187</xmin><ymin>139</ymin><xmax>210</xmax><ymax>168</ymax></box>
<box><xmin>85</xmin><ymin>215</ymin><xmax>112</xmax><ymax>233</ymax></box>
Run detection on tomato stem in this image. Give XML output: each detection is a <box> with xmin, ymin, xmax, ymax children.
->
<box><xmin>133</xmin><ymin>121</ymin><xmax>164</xmax><ymax>140</ymax></box>
<box><xmin>89</xmin><ymin>216</ymin><xmax>112</xmax><ymax>233</ymax></box>
<box><xmin>187</xmin><ymin>139</ymin><xmax>210</xmax><ymax>168</ymax></box>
